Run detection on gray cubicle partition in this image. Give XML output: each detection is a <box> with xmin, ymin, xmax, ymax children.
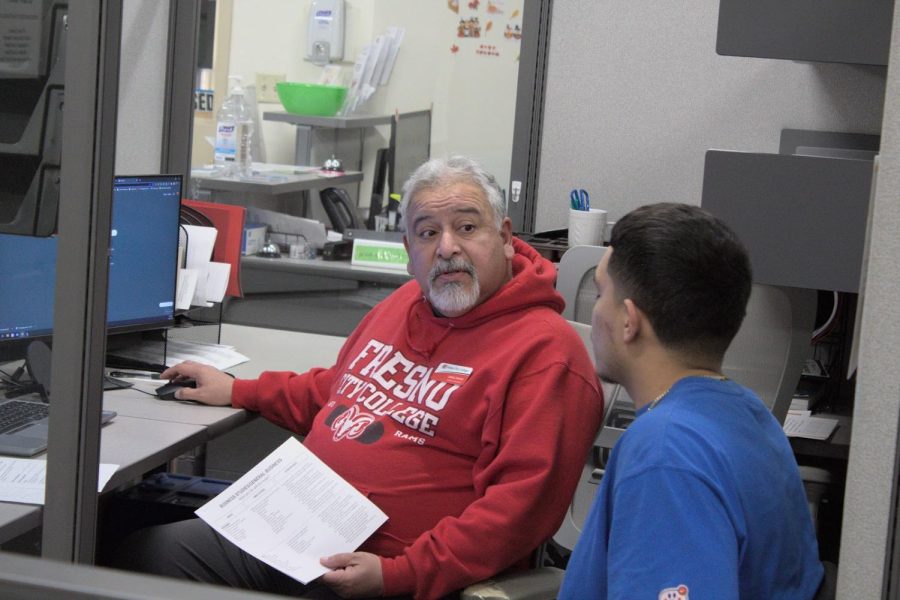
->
<box><xmin>701</xmin><ymin>150</ymin><xmax>874</xmax><ymax>293</ymax></box>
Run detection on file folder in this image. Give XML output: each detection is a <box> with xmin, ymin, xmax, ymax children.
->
<box><xmin>181</xmin><ymin>199</ymin><xmax>245</xmax><ymax>297</ymax></box>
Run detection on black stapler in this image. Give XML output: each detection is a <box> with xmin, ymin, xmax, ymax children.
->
<box><xmin>322</xmin><ymin>239</ymin><xmax>353</xmax><ymax>261</ymax></box>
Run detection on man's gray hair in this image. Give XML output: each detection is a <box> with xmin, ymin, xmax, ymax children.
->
<box><xmin>399</xmin><ymin>156</ymin><xmax>507</xmax><ymax>230</ymax></box>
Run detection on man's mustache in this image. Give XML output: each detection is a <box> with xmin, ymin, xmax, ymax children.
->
<box><xmin>429</xmin><ymin>258</ymin><xmax>476</xmax><ymax>284</ymax></box>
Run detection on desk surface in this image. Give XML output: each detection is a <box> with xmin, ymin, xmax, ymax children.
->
<box><xmin>104</xmin><ymin>387</ymin><xmax>252</xmax><ymax>439</ymax></box>
<box><xmin>0</xmin><ymin>325</ymin><xmax>348</xmax><ymax>546</ymax></box>
<box><xmin>242</xmin><ymin>254</ymin><xmax>411</xmax><ymax>286</ymax></box>
<box><xmin>220</xmin><ymin>323</ymin><xmax>346</xmax><ymax>375</ymax></box>
<box><xmin>789</xmin><ymin>413</ymin><xmax>852</xmax><ymax>460</ymax></box>
<box><xmin>0</xmin><ymin>415</ymin><xmax>207</xmax><ymax>544</ymax></box>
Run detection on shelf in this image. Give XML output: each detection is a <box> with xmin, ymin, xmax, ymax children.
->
<box><xmin>241</xmin><ymin>255</ymin><xmax>411</xmax><ymax>288</ymax></box>
<box><xmin>0</xmin><ymin>1</ymin><xmax>67</xmax><ymax>236</ymax></box>
<box><xmin>190</xmin><ymin>168</ymin><xmax>363</xmax><ymax>195</ymax></box>
<box><xmin>262</xmin><ymin>112</ymin><xmax>394</xmax><ymax>129</ymax></box>
<box><xmin>716</xmin><ymin>0</ymin><xmax>893</xmax><ymax>66</ymax></box>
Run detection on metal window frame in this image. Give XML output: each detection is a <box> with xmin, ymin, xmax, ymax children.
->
<box><xmin>162</xmin><ymin>0</ymin><xmax>201</xmax><ymax>176</ymax></box>
<box><xmin>42</xmin><ymin>0</ymin><xmax>123</xmax><ymax>562</ymax></box>
<box><xmin>508</xmin><ymin>0</ymin><xmax>553</xmax><ymax>233</ymax></box>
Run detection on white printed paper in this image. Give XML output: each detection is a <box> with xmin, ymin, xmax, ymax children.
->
<box><xmin>0</xmin><ymin>459</ymin><xmax>118</xmax><ymax>505</ymax></box>
<box><xmin>163</xmin><ymin>339</ymin><xmax>248</xmax><ymax>370</ymax></box>
<box><xmin>176</xmin><ymin>269</ymin><xmax>199</xmax><ymax>310</ymax></box>
<box><xmin>783</xmin><ymin>413</ymin><xmax>839</xmax><ymax>441</ymax></box>
<box><xmin>111</xmin><ymin>338</ymin><xmax>248</xmax><ymax>371</ymax></box>
<box><xmin>203</xmin><ymin>261</ymin><xmax>232</xmax><ymax>303</ymax></box>
<box><xmin>196</xmin><ymin>438</ymin><xmax>388</xmax><ymax>584</ymax></box>
<box><xmin>183</xmin><ymin>225</ymin><xmax>218</xmax><ymax>269</ymax></box>
<box><xmin>0</xmin><ymin>0</ymin><xmax>42</xmax><ymax>77</ymax></box>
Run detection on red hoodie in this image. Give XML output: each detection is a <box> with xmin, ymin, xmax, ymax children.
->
<box><xmin>232</xmin><ymin>238</ymin><xmax>603</xmax><ymax>599</ymax></box>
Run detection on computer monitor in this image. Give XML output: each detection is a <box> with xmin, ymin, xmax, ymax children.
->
<box><xmin>0</xmin><ymin>174</ymin><xmax>182</xmax><ymax>361</ymax></box>
<box><xmin>389</xmin><ymin>110</ymin><xmax>431</xmax><ymax>197</ymax></box>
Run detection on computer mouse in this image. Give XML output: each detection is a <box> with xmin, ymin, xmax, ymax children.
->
<box><xmin>154</xmin><ymin>378</ymin><xmax>197</xmax><ymax>400</ymax></box>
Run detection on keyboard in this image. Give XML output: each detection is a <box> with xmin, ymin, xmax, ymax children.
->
<box><xmin>0</xmin><ymin>400</ymin><xmax>50</xmax><ymax>434</ymax></box>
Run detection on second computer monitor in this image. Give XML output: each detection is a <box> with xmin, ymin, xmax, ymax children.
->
<box><xmin>0</xmin><ymin>174</ymin><xmax>182</xmax><ymax>357</ymax></box>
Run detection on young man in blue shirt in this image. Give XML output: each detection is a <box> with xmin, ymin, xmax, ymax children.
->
<box><xmin>559</xmin><ymin>203</ymin><xmax>823</xmax><ymax>599</ymax></box>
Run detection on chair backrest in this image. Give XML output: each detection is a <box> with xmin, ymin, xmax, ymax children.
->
<box><xmin>721</xmin><ymin>283</ymin><xmax>817</xmax><ymax>424</ymax></box>
<box><xmin>553</xmin><ymin>320</ymin><xmax>620</xmax><ymax>552</ymax></box>
<box><xmin>567</xmin><ymin>320</ymin><xmax>618</xmax><ymax>418</ymax></box>
<box><xmin>558</xmin><ymin>245</ymin><xmax>605</xmax><ymax>324</ymax></box>
<box><xmin>556</xmin><ymin>245</ymin><xmax>818</xmax><ymax>425</ymax></box>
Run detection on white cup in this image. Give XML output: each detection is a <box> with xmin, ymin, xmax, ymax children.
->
<box><xmin>568</xmin><ymin>208</ymin><xmax>608</xmax><ymax>246</ymax></box>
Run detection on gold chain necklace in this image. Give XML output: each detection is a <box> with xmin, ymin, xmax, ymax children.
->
<box><xmin>646</xmin><ymin>374</ymin><xmax>729</xmax><ymax>412</ymax></box>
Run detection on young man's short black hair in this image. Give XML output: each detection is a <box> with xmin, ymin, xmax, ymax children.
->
<box><xmin>608</xmin><ymin>202</ymin><xmax>753</xmax><ymax>361</ymax></box>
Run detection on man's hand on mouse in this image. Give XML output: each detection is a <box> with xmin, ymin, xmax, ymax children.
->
<box><xmin>159</xmin><ymin>361</ymin><xmax>234</xmax><ymax>406</ymax></box>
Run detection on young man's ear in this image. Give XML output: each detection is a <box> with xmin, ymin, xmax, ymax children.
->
<box><xmin>621</xmin><ymin>298</ymin><xmax>642</xmax><ymax>343</ymax></box>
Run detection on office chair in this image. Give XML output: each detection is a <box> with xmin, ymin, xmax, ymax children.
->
<box><xmin>462</xmin><ymin>319</ymin><xmax>618</xmax><ymax>600</ymax></box>
<box><xmin>556</xmin><ymin>244</ymin><xmax>818</xmax><ymax>423</ymax></box>
<box><xmin>462</xmin><ymin>245</ymin><xmax>821</xmax><ymax>599</ymax></box>
<box><xmin>558</xmin><ymin>244</ymin><xmax>604</xmax><ymax>324</ymax></box>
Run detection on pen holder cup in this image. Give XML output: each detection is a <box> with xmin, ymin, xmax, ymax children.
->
<box><xmin>568</xmin><ymin>208</ymin><xmax>608</xmax><ymax>247</ymax></box>
<box><xmin>288</xmin><ymin>235</ymin><xmax>316</xmax><ymax>260</ymax></box>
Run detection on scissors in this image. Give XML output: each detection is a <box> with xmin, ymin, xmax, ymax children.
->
<box><xmin>569</xmin><ymin>188</ymin><xmax>590</xmax><ymax>211</ymax></box>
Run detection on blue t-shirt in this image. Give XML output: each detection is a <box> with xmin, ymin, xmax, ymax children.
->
<box><xmin>559</xmin><ymin>377</ymin><xmax>823</xmax><ymax>600</ymax></box>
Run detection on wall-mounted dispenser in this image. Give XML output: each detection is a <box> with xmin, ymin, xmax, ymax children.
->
<box><xmin>307</xmin><ymin>0</ymin><xmax>345</xmax><ymax>66</ymax></box>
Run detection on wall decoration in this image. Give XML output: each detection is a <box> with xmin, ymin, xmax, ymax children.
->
<box><xmin>457</xmin><ymin>17</ymin><xmax>482</xmax><ymax>38</ymax></box>
<box><xmin>447</xmin><ymin>0</ymin><xmax>459</xmax><ymax>14</ymax></box>
<box><xmin>503</xmin><ymin>24</ymin><xmax>521</xmax><ymax>40</ymax></box>
<box><xmin>487</xmin><ymin>1</ymin><xmax>504</xmax><ymax>14</ymax></box>
<box><xmin>476</xmin><ymin>44</ymin><xmax>499</xmax><ymax>57</ymax></box>
<box><xmin>450</xmin><ymin>43</ymin><xmax>459</xmax><ymax>54</ymax></box>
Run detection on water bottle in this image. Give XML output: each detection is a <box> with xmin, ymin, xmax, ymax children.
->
<box><xmin>214</xmin><ymin>75</ymin><xmax>254</xmax><ymax>177</ymax></box>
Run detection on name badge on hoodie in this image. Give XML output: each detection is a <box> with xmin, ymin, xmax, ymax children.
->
<box><xmin>433</xmin><ymin>363</ymin><xmax>473</xmax><ymax>385</ymax></box>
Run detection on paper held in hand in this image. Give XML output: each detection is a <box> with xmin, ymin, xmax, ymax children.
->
<box><xmin>196</xmin><ymin>438</ymin><xmax>388</xmax><ymax>584</ymax></box>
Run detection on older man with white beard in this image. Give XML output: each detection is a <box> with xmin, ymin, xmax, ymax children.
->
<box><xmin>113</xmin><ymin>156</ymin><xmax>603</xmax><ymax>600</ymax></box>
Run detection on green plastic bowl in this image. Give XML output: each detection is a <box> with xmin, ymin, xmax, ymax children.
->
<box><xmin>275</xmin><ymin>82</ymin><xmax>348</xmax><ymax>117</ymax></box>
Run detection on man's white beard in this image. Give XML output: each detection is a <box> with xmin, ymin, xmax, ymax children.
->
<box><xmin>428</xmin><ymin>258</ymin><xmax>480</xmax><ymax>315</ymax></box>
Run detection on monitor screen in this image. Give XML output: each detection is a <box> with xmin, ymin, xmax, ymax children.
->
<box><xmin>389</xmin><ymin>110</ymin><xmax>431</xmax><ymax>197</ymax></box>
<box><xmin>0</xmin><ymin>174</ymin><xmax>182</xmax><ymax>350</ymax></box>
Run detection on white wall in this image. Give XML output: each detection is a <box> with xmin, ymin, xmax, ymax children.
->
<box><xmin>226</xmin><ymin>0</ymin><xmax>524</xmax><ymax>204</ymax></box>
<box><xmin>537</xmin><ymin>1</ymin><xmax>886</xmax><ymax>232</ymax></box>
<box><xmin>115</xmin><ymin>0</ymin><xmax>169</xmax><ymax>174</ymax></box>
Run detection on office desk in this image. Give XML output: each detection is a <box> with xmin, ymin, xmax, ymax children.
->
<box><xmin>202</xmin><ymin>324</ymin><xmax>347</xmax><ymax>480</ymax></box>
<box><xmin>790</xmin><ymin>414</ymin><xmax>852</xmax><ymax>460</ymax></box>
<box><xmin>104</xmin><ymin>388</ymin><xmax>251</xmax><ymax>440</ymax></box>
<box><xmin>0</xmin><ymin>416</ymin><xmax>207</xmax><ymax>545</ymax></box>
<box><xmin>220</xmin><ymin>323</ymin><xmax>345</xmax><ymax>374</ymax></box>
<box><xmin>0</xmin><ymin>326</ymin><xmax>346</xmax><ymax>545</ymax></box>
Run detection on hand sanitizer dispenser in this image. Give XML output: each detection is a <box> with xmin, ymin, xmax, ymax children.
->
<box><xmin>308</xmin><ymin>0</ymin><xmax>345</xmax><ymax>65</ymax></box>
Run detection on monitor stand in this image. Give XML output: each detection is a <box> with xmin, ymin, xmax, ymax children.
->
<box><xmin>2</xmin><ymin>340</ymin><xmax>133</xmax><ymax>400</ymax></box>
